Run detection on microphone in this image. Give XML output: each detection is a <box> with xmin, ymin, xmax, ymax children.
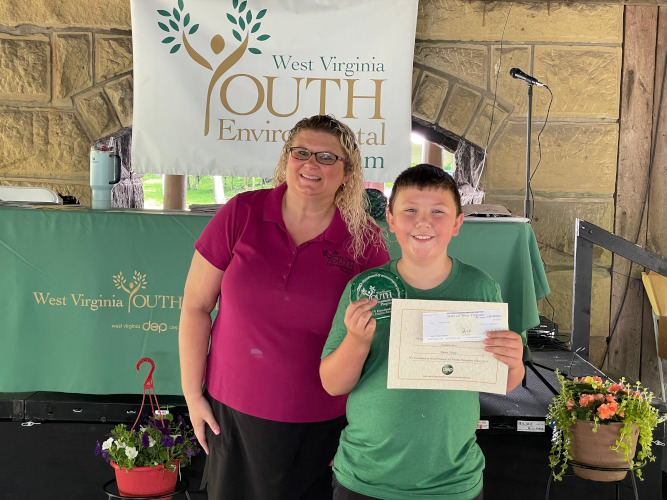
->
<box><xmin>509</xmin><ymin>68</ymin><xmax>547</xmax><ymax>88</ymax></box>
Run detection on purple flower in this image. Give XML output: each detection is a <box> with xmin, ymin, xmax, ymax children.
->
<box><xmin>161</xmin><ymin>435</ymin><xmax>175</xmax><ymax>448</ymax></box>
<box><xmin>94</xmin><ymin>441</ymin><xmax>101</xmax><ymax>456</ymax></box>
<box><xmin>101</xmin><ymin>450</ymin><xmax>110</xmax><ymax>461</ymax></box>
<box><xmin>174</xmin><ymin>436</ymin><xmax>184</xmax><ymax>445</ymax></box>
<box><xmin>141</xmin><ymin>432</ymin><xmax>150</xmax><ymax>449</ymax></box>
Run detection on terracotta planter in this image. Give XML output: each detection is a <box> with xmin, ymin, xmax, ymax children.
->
<box><xmin>569</xmin><ymin>420</ymin><xmax>639</xmax><ymax>482</ymax></box>
<box><xmin>111</xmin><ymin>461</ymin><xmax>178</xmax><ymax>499</ymax></box>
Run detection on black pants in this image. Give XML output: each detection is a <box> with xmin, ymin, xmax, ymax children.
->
<box><xmin>333</xmin><ymin>474</ymin><xmax>484</xmax><ymax>500</ymax></box>
<box><xmin>202</xmin><ymin>394</ymin><xmax>346</xmax><ymax>500</ymax></box>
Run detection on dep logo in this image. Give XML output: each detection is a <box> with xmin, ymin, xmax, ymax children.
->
<box><xmin>143</xmin><ymin>321</ymin><xmax>168</xmax><ymax>333</ymax></box>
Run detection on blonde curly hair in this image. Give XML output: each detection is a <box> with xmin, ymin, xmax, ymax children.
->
<box><xmin>273</xmin><ymin>115</ymin><xmax>382</xmax><ymax>262</ymax></box>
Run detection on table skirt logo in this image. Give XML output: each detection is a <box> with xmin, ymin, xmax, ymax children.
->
<box><xmin>31</xmin><ymin>269</ymin><xmax>183</xmax><ymax>313</ymax></box>
<box><xmin>113</xmin><ymin>270</ymin><xmax>148</xmax><ymax>312</ymax></box>
<box><xmin>156</xmin><ymin>0</ymin><xmax>270</xmax><ymax>136</ymax></box>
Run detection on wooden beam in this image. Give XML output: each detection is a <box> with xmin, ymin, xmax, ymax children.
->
<box><xmin>163</xmin><ymin>174</ymin><xmax>187</xmax><ymax>210</ymax></box>
<box><xmin>476</xmin><ymin>1</ymin><xmax>667</xmax><ymax>4</ymax></box>
<box><xmin>609</xmin><ymin>6</ymin><xmax>658</xmax><ymax>380</ymax></box>
<box><xmin>644</xmin><ymin>7</ymin><xmax>667</xmax><ymax>392</ymax></box>
<box><xmin>422</xmin><ymin>142</ymin><xmax>443</xmax><ymax>167</ymax></box>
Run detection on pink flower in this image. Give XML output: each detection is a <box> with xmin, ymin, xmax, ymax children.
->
<box><xmin>595</xmin><ymin>393</ymin><xmax>604</xmax><ymax>401</ymax></box>
<box><xmin>605</xmin><ymin>394</ymin><xmax>616</xmax><ymax>403</ymax></box>
<box><xmin>609</xmin><ymin>383</ymin><xmax>622</xmax><ymax>392</ymax></box>
<box><xmin>566</xmin><ymin>398</ymin><xmax>575</xmax><ymax>410</ymax></box>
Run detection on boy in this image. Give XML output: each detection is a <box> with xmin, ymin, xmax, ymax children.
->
<box><xmin>320</xmin><ymin>164</ymin><xmax>525</xmax><ymax>500</ymax></box>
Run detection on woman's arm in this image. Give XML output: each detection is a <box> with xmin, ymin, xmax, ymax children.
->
<box><xmin>178</xmin><ymin>250</ymin><xmax>224</xmax><ymax>454</ymax></box>
<box><xmin>320</xmin><ymin>298</ymin><xmax>377</xmax><ymax>396</ymax></box>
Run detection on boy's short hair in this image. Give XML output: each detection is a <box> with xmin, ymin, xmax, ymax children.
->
<box><xmin>388</xmin><ymin>164</ymin><xmax>462</xmax><ymax>215</ymax></box>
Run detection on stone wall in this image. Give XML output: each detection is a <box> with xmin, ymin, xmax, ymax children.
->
<box><xmin>0</xmin><ymin>0</ymin><xmax>633</xmax><ymax>363</ymax></box>
<box><xmin>414</xmin><ymin>0</ymin><xmax>625</xmax><ymax>364</ymax></box>
<box><xmin>0</xmin><ymin>0</ymin><xmax>132</xmax><ymax>205</ymax></box>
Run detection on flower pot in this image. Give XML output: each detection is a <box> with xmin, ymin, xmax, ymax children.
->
<box><xmin>569</xmin><ymin>420</ymin><xmax>639</xmax><ymax>482</ymax></box>
<box><xmin>111</xmin><ymin>461</ymin><xmax>178</xmax><ymax>499</ymax></box>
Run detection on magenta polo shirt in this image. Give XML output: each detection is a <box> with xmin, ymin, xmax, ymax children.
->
<box><xmin>195</xmin><ymin>184</ymin><xmax>389</xmax><ymax>423</ymax></box>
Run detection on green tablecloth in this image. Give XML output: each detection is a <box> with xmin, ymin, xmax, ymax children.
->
<box><xmin>378</xmin><ymin>218</ymin><xmax>550</xmax><ymax>336</ymax></box>
<box><xmin>0</xmin><ymin>207</ymin><xmax>548</xmax><ymax>395</ymax></box>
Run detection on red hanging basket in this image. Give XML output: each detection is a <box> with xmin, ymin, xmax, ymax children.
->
<box><xmin>111</xmin><ymin>461</ymin><xmax>178</xmax><ymax>499</ymax></box>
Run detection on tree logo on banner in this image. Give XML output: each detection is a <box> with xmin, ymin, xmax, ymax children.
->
<box><xmin>113</xmin><ymin>270</ymin><xmax>148</xmax><ymax>312</ymax></box>
<box><xmin>156</xmin><ymin>0</ymin><xmax>271</xmax><ymax>136</ymax></box>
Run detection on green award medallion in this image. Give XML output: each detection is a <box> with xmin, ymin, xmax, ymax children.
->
<box><xmin>350</xmin><ymin>268</ymin><xmax>407</xmax><ymax>321</ymax></box>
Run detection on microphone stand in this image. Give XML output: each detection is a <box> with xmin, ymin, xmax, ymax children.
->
<box><xmin>524</xmin><ymin>84</ymin><xmax>533</xmax><ymax>219</ymax></box>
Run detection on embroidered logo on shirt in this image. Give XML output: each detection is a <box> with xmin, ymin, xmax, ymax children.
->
<box><xmin>323</xmin><ymin>250</ymin><xmax>354</xmax><ymax>274</ymax></box>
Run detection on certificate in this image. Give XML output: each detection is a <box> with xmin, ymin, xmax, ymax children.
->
<box><xmin>387</xmin><ymin>299</ymin><xmax>509</xmax><ymax>394</ymax></box>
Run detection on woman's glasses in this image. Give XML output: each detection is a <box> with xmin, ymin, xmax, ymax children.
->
<box><xmin>289</xmin><ymin>147</ymin><xmax>347</xmax><ymax>166</ymax></box>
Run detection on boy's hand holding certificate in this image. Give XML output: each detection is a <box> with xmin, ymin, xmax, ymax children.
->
<box><xmin>387</xmin><ymin>299</ymin><xmax>509</xmax><ymax>394</ymax></box>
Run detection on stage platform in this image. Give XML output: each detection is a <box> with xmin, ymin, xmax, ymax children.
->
<box><xmin>0</xmin><ymin>346</ymin><xmax>664</xmax><ymax>500</ymax></box>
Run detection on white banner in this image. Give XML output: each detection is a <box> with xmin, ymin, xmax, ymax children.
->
<box><xmin>130</xmin><ymin>0</ymin><xmax>418</xmax><ymax>181</ymax></box>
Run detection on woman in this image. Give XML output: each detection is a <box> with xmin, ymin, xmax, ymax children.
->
<box><xmin>179</xmin><ymin>115</ymin><xmax>390</xmax><ymax>500</ymax></box>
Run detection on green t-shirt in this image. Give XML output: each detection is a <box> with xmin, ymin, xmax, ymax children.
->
<box><xmin>322</xmin><ymin>258</ymin><xmax>503</xmax><ymax>500</ymax></box>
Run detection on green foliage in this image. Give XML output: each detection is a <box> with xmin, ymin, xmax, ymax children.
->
<box><xmin>95</xmin><ymin>413</ymin><xmax>200</xmax><ymax>472</ymax></box>
<box><xmin>226</xmin><ymin>0</ymin><xmax>270</xmax><ymax>55</ymax></box>
<box><xmin>142</xmin><ymin>174</ymin><xmax>273</xmax><ymax>209</ymax></box>
<box><xmin>547</xmin><ymin>371</ymin><xmax>664</xmax><ymax>481</ymax></box>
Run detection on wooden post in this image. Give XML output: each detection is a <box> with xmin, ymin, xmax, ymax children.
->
<box><xmin>644</xmin><ymin>6</ymin><xmax>667</xmax><ymax>393</ymax></box>
<box><xmin>422</xmin><ymin>141</ymin><xmax>443</xmax><ymax>167</ymax></box>
<box><xmin>163</xmin><ymin>175</ymin><xmax>187</xmax><ymax>210</ymax></box>
<box><xmin>609</xmin><ymin>5</ymin><xmax>658</xmax><ymax>379</ymax></box>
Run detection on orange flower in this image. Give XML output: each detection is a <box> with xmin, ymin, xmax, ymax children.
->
<box><xmin>579</xmin><ymin>394</ymin><xmax>595</xmax><ymax>407</ymax></box>
<box><xmin>597</xmin><ymin>401</ymin><xmax>618</xmax><ymax>420</ymax></box>
<box><xmin>605</xmin><ymin>394</ymin><xmax>616</xmax><ymax>403</ymax></box>
<box><xmin>566</xmin><ymin>398</ymin><xmax>575</xmax><ymax>410</ymax></box>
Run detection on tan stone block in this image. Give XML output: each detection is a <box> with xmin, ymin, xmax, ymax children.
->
<box><xmin>490</xmin><ymin>45</ymin><xmax>531</xmax><ymax>117</ymax></box>
<box><xmin>537</xmin><ymin>267</ymin><xmax>610</xmax><ymax>338</ymax></box>
<box><xmin>464</xmin><ymin>98</ymin><xmax>509</xmax><ymax>149</ymax></box>
<box><xmin>417</xmin><ymin>0</ymin><xmax>622</xmax><ymax>44</ymax></box>
<box><xmin>0</xmin><ymin>108</ymin><xmax>89</xmax><ymax>179</ymax></box>
<box><xmin>438</xmin><ymin>84</ymin><xmax>481</xmax><ymax>137</ymax></box>
<box><xmin>484</xmin><ymin>194</ymin><xmax>614</xmax><ymax>269</ymax></box>
<box><xmin>95</xmin><ymin>35</ymin><xmax>133</xmax><ymax>83</ymax></box>
<box><xmin>74</xmin><ymin>88</ymin><xmax>121</xmax><ymax>140</ymax></box>
<box><xmin>534</xmin><ymin>46</ymin><xmax>622</xmax><ymax>119</ymax></box>
<box><xmin>412</xmin><ymin>73</ymin><xmax>449</xmax><ymax>123</ymax></box>
<box><xmin>105</xmin><ymin>75</ymin><xmax>133</xmax><ymax>128</ymax></box>
<box><xmin>414</xmin><ymin>43</ymin><xmax>488</xmax><ymax>90</ymax></box>
<box><xmin>486</xmin><ymin>122</ymin><xmax>618</xmax><ymax>195</ymax></box>
<box><xmin>0</xmin><ymin>34</ymin><xmax>50</xmax><ymax>102</ymax></box>
<box><xmin>0</xmin><ymin>0</ymin><xmax>130</xmax><ymax>30</ymax></box>
<box><xmin>53</xmin><ymin>33</ymin><xmax>92</xmax><ymax>105</ymax></box>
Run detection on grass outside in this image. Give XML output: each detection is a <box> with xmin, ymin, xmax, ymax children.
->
<box><xmin>142</xmin><ymin>175</ymin><xmax>273</xmax><ymax>209</ymax></box>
